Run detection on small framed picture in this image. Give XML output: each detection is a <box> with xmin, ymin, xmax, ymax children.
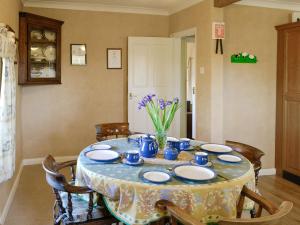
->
<box><xmin>70</xmin><ymin>44</ymin><xmax>87</xmax><ymax>65</ymax></box>
<box><xmin>107</xmin><ymin>48</ymin><xmax>122</xmax><ymax>69</ymax></box>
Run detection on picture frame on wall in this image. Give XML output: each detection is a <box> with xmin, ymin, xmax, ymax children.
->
<box><xmin>107</xmin><ymin>48</ymin><xmax>122</xmax><ymax>69</ymax></box>
<box><xmin>70</xmin><ymin>44</ymin><xmax>87</xmax><ymax>65</ymax></box>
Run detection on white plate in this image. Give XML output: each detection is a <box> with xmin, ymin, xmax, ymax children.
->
<box><xmin>180</xmin><ymin>138</ymin><xmax>190</xmax><ymax>141</ymax></box>
<box><xmin>200</xmin><ymin>144</ymin><xmax>232</xmax><ymax>153</ymax></box>
<box><xmin>44</xmin><ymin>46</ymin><xmax>56</xmax><ymax>62</ymax></box>
<box><xmin>92</xmin><ymin>144</ymin><xmax>112</xmax><ymax>150</ymax></box>
<box><xmin>44</xmin><ymin>30</ymin><xmax>56</xmax><ymax>42</ymax></box>
<box><xmin>31</xmin><ymin>30</ymin><xmax>43</xmax><ymax>40</ymax></box>
<box><xmin>167</xmin><ymin>137</ymin><xmax>179</xmax><ymax>142</ymax></box>
<box><xmin>218</xmin><ymin>154</ymin><xmax>242</xmax><ymax>163</ymax></box>
<box><xmin>142</xmin><ymin>171</ymin><xmax>171</xmax><ymax>183</ymax></box>
<box><xmin>85</xmin><ymin>150</ymin><xmax>119</xmax><ymax>162</ymax></box>
<box><xmin>173</xmin><ymin>165</ymin><xmax>216</xmax><ymax>181</ymax></box>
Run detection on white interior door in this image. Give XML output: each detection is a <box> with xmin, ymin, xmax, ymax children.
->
<box><xmin>128</xmin><ymin>37</ymin><xmax>181</xmax><ymax>137</ymax></box>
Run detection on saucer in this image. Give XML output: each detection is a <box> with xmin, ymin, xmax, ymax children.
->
<box><xmin>189</xmin><ymin>160</ymin><xmax>213</xmax><ymax>167</ymax></box>
<box><xmin>141</xmin><ymin>171</ymin><xmax>171</xmax><ymax>184</ymax></box>
<box><xmin>122</xmin><ymin>158</ymin><xmax>144</xmax><ymax>166</ymax></box>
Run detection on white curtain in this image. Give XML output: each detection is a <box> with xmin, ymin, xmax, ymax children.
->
<box><xmin>0</xmin><ymin>25</ymin><xmax>16</xmax><ymax>183</ymax></box>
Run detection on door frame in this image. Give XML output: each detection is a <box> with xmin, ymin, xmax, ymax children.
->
<box><xmin>171</xmin><ymin>28</ymin><xmax>197</xmax><ymax>138</ymax></box>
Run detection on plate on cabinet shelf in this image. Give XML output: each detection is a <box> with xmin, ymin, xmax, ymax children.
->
<box><xmin>44</xmin><ymin>30</ymin><xmax>56</xmax><ymax>42</ymax></box>
<box><xmin>31</xmin><ymin>30</ymin><xmax>43</xmax><ymax>40</ymax></box>
<box><xmin>44</xmin><ymin>46</ymin><xmax>56</xmax><ymax>62</ymax></box>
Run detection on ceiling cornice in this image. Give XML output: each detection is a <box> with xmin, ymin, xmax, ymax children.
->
<box><xmin>23</xmin><ymin>0</ymin><xmax>204</xmax><ymax>16</ymax></box>
<box><xmin>236</xmin><ymin>0</ymin><xmax>300</xmax><ymax>11</ymax></box>
<box><xmin>22</xmin><ymin>0</ymin><xmax>299</xmax><ymax>16</ymax></box>
<box><xmin>23</xmin><ymin>0</ymin><xmax>169</xmax><ymax>15</ymax></box>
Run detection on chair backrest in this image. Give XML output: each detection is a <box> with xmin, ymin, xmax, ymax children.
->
<box><xmin>156</xmin><ymin>186</ymin><xmax>293</xmax><ymax>225</ymax></box>
<box><xmin>42</xmin><ymin>155</ymin><xmax>69</xmax><ymax>192</ymax></box>
<box><xmin>42</xmin><ymin>155</ymin><xmax>95</xmax><ymax>222</ymax></box>
<box><xmin>95</xmin><ymin>122</ymin><xmax>131</xmax><ymax>141</ymax></box>
<box><xmin>225</xmin><ymin>141</ymin><xmax>265</xmax><ymax>166</ymax></box>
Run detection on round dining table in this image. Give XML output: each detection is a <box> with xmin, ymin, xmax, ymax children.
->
<box><xmin>76</xmin><ymin>138</ymin><xmax>255</xmax><ymax>225</ymax></box>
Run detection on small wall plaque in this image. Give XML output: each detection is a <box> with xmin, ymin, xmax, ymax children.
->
<box><xmin>231</xmin><ymin>52</ymin><xmax>257</xmax><ymax>64</ymax></box>
<box><xmin>71</xmin><ymin>44</ymin><xmax>87</xmax><ymax>65</ymax></box>
<box><xmin>107</xmin><ymin>48</ymin><xmax>122</xmax><ymax>69</ymax></box>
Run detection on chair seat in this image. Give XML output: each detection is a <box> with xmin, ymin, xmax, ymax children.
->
<box><xmin>59</xmin><ymin>192</ymin><xmax>111</xmax><ymax>224</ymax></box>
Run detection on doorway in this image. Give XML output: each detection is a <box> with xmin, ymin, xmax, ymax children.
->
<box><xmin>171</xmin><ymin>28</ymin><xmax>197</xmax><ymax>139</ymax></box>
<box><xmin>184</xmin><ymin>37</ymin><xmax>196</xmax><ymax>139</ymax></box>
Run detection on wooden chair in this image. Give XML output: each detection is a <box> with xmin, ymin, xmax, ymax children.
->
<box><xmin>225</xmin><ymin>141</ymin><xmax>265</xmax><ymax>185</ymax></box>
<box><xmin>155</xmin><ymin>186</ymin><xmax>293</xmax><ymax>225</ymax></box>
<box><xmin>42</xmin><ymin>155</ymin><xmax>119</xmax><ymax>225</ymax></box>
<box><xmin>95</xmin><ymin>122</ymin><xmax>134</xmax><ymax>141</ymax></box>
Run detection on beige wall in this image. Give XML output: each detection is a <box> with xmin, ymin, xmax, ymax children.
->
<box><xmin>223</xmin><ymin>5</ymin><xmax>290</xmax><ymax>168</ymax></box>
<box><xmin>19</xmin><ymin>3</ymin><xmax>292</xmax><ymax>169</ymax></box>
<box><xmin>170</xmin><ymin>1</ymin><xmax>291</xmax><ymax>168</ymax></box>
<box><xmin>170</xmin><ymin>0</ymin><xmax>213</xmax><ymax>141</ymax></box>
<box><xmin>0</xmin><ymin>0</ymin><xmax>22</xmax><ymax>218</ymax></box>
<box><xmin>22</xmin><ymin>8</ymin><xmax>169</xmax><ymax>158</ymax></box>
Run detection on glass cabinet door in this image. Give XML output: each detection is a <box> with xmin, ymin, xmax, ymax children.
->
<box><xmin>29</xmin><ymin>28</ymin><xmax>57</xmax><ymax>79</ymax></box>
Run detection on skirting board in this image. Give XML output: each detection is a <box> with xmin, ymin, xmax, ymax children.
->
<box><xmin>0</xmin><ymin>162</ymin><xmax>24</xmax><ymax>225</ymax></box>
<box><xmin>259</xmin><ymin>168</ymin><xmax>276</xmax><ymax>176</ymax></box>
<box><xmin>23</xmin><ymin>155</ymin><xmax>78</xmax><ymax>165</ymax></box>
<box><xmin>0</xmin><ymin>155</ymin><xmax>77</xmax><ymax>225</ymax></box>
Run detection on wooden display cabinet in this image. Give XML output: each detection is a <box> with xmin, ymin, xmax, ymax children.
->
<box><xmin>19</xmin><ymin>12</ymin><xmax>64</xmax><ymax>85</ymax></box>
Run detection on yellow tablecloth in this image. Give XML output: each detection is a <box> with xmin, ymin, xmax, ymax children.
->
<box><xmin>76</xmin><ymin>139</ymin><xmax>255</xmax><ymax>225</ymax></box>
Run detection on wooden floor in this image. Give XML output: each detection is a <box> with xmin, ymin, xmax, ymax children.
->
<box><xmin>3</xmin><ymin>165</ymin><xmax>300</xmax><ymax>225</ymax></box>
<box><xmin>257</xmin><ymin>176</ymin><xmax>300</xmax><ymax>225</ymax></box>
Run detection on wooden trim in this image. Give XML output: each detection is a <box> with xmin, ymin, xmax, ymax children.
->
<box><xmin>276</xmin><ymin>21</ymin><xmax>300</xmax><ymax>31</ymax></box>
<box><xmin>214</xmin><ymin>0</ymin><xmax>240</xmax><ymax>7</ymax></box>
<box><xmin>19</xmin><ymin>12</ymin><xmax>64</xmax><ymax>25</ymax></box>
<box><xmin>275</xmin><ymin>25</ymin><xmax>285</xmax><ymax>176</ymax></box>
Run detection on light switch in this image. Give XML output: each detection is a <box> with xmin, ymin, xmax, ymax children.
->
<box><xmin>200</xmin><ymin>66</ymin><xmax>205</xmax><ymax>74</ymax></box>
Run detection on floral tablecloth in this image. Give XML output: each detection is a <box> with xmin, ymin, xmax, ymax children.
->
<box><xmin>76</xmin><ymin>138</ymin><xmax>255</xmax><ymax>225</ymax></box>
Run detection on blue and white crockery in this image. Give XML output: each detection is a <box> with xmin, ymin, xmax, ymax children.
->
<box><xmin>125</xmin><ymin>150</ymin><xmax>140</xmax><ymax>163</ymax></box>
<box><xmin>218</xmin><ymin>154</ymin><xmax>242</xmax><ymax>163</ymax></box>
<box><xmin>172</xmin><ymin>164</ymin><xmax>216</xmax><ymax>182</ymax></box>
<box><xmin>85</xmin><ymin>150</ymin><xmax>120</xmax><ymax>163</ymax></box>
<box><xmin>140</xmin><ymin>134</ymin><xmax>158</xmax><ymax>158</ymax></box>
<box><xmin>200</xmin><ymin>143</ymin><xmax>232</xmax><ymax>154</ymax></box>
<box><xmin>141</xmin><ymin>171</ymin><xmax>171</xmax><ymax>184</ymax></box>
<box><xmin>167</xmin><ymin>137</ymin><xmax>180</xmax><ymax>151</ymax></box>
<box><xmin>122</xmin><ymin>158</ymin><xmax>144</xmax><ymax>166</ymax></box>
<box><xmin>179</xmin><ymin>138</ymin><xmax>191</xmax><ymax>151</ymax></box>
<box><xmin>195</xmin><ymin>152</ymin><xmax>208</xmax><ymax>165</ymax></box>
<box><xmin>164</xmin><ymin>144</ymin><xmax>179</xmax><ymax>160</ymax></box>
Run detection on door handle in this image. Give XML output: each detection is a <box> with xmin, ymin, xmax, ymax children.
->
<box><xmin>129</xmin><ymin>92</ymin><xmax>138</xmax><ymax>100</ymax></box>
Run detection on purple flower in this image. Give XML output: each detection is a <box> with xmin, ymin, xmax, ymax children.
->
<box><xmin>159</xmin><ymin>98</ymin><xmax>166</xmax><ymax>110</ymax></box>
<box><xmin>166</xmin><ymin>101</ymin><xmax>172</xmax><ymax>106</ymax></box>
<box><xmin>173</xmin><ymin>97</ymin><xmax>179</xmax><ymax>104</ymax></box>
<box><xmin>138</xmin><ymin>94</ymin><xmax>156</xmax><ymax>110</ymax></box>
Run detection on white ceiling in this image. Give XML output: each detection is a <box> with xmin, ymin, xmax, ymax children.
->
<box><xmin>22</xmin><ymin>0</ymin><xmax>300</xmax><ymax>15</ymax></box>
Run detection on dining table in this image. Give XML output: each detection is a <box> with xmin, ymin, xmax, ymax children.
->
<box><xmin>76</xmin><ymin>138</ymin><xmax>255</xmax><ymax>225</ymax></box>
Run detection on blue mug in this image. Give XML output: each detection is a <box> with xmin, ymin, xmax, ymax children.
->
<box><xmin>195</xmin><ymin>152</ymin><xmax>208</xmax><ymax>165</ymax></box>
<box><xmin>167</xmin><ymin>140</ymin><xmax>180</xmax><ymax>151</ymax></box>
<box><xmin>179</xmin><ymin>138</ymin><xmax>190</xmax><ymax>151</ymax></box>
<box><xmin>125</xmin><ymin>150</ymin><xmax>140</xmax><ymax>163</ymax></box>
